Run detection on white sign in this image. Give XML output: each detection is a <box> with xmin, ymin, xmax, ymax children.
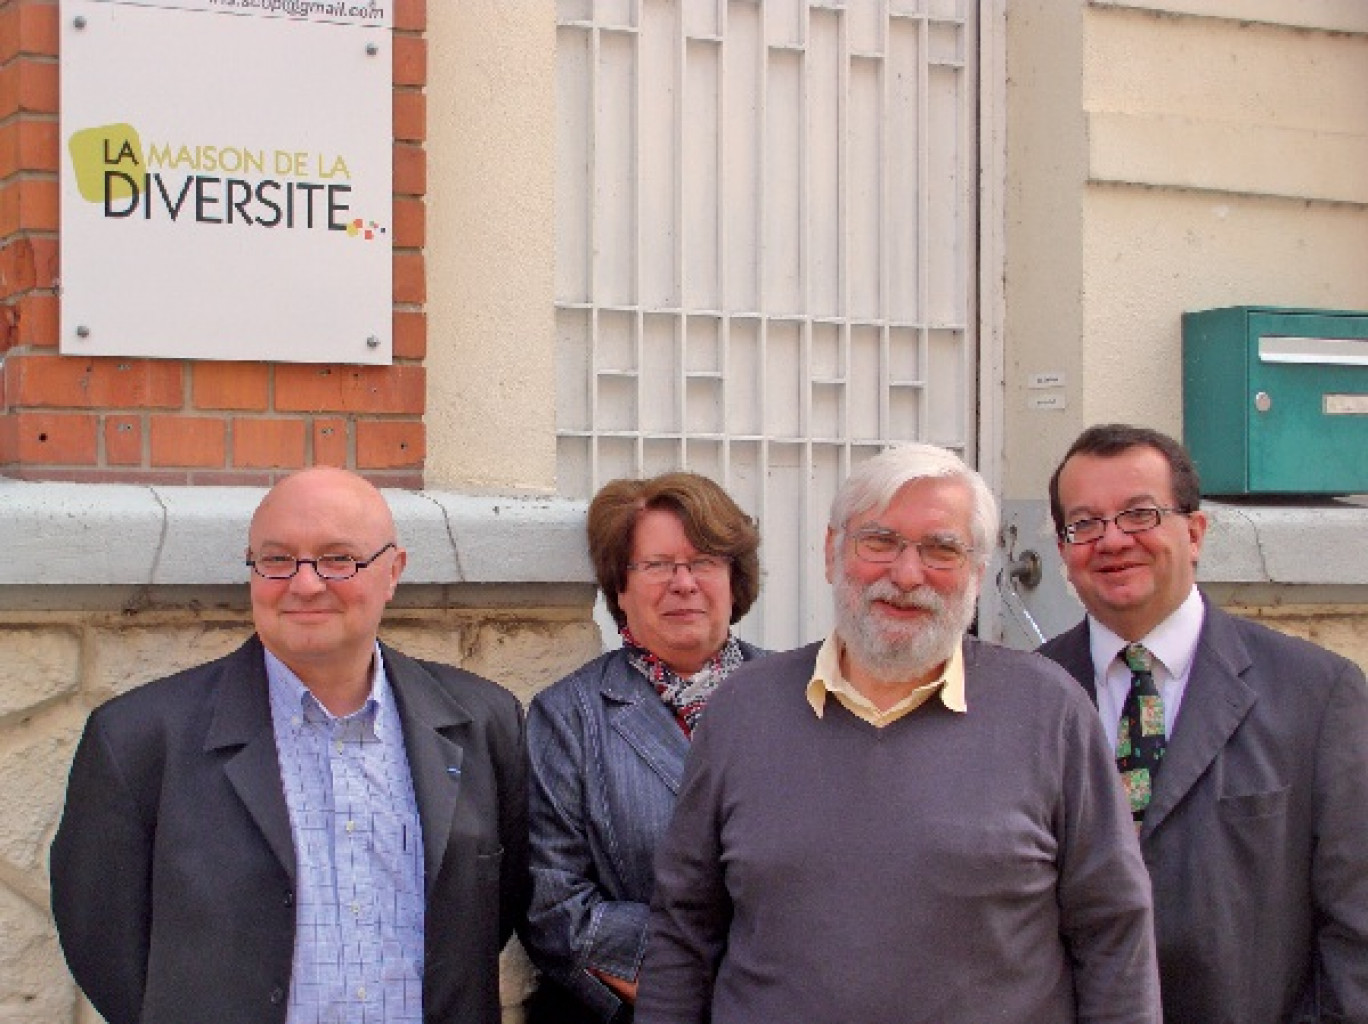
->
<box><xmin>60</xmin><ymin>0</ymin><xmax>394</xmax><ymax>363</ymax></box>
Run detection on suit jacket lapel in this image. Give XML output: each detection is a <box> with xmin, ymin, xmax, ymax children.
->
<box><xmin>384</xmin><ymin>644</ymin><xmax>472</xmax><ymax>895</ymax></box>
<box><xmin>1143</xmin><ymin>604</ymin><xmax>1257</xmax><ymax>837</ymax></box>
<box><xmin>1050</xmin><ymin>621</ymin><xmax>1099</xmax><ymax>704</ymax></box>
<box><xmin>601</xmin><ymin>661</ymin><xmax>689</xmax><ymax>795</ymax></box>
<box><xmin>207</xmin><ymin>637</ymin><xmax>297</xmax><ymax>880</ymax></box>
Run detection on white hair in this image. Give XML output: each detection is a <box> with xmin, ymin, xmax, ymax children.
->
<box><xmin>828</xmin><ymin>443</ymin><xmax>999</xmax><ymax>563</ymax></box>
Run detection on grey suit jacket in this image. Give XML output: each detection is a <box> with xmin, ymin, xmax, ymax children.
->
<box><xmin>1040</xmin><ymin>600</ymin><xmax>1368</xmax><ymax>1024</ymax></box>
<box><xmin>50</xmin><ymin>635</ymin><xmax>529</xmax><ymax>1024</ymax></box>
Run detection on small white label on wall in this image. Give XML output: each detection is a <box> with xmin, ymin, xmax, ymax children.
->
<box><xmin>1027</xmin><ymin>372</ymin><xmax>1066</xmax><ymax>389</ymax></box>
<box><xmin>1029</xmin><ymin>393</ymin><xmax>1067</xmax><ymax>411</ymax></box>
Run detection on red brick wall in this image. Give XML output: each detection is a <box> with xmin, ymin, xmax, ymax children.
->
<box><xmin>0</xmin><ymin>0</ymin><xmax>427</xmax><ymax>486</ymax></box>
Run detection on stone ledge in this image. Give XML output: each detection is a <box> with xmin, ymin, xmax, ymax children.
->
<box><xmin>0</xmin><ymin>480</ymin><xmax>593</xmax><ymax>587</ymax></box>
<box><xmin>1199</xmin><ymin>496</ymin><xmax>1368</xmax><ymax>586</ymax></box>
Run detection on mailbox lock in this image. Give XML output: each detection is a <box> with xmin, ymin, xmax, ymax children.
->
<box><xmin>1254</xmin><ymin>391</ymin><xmax>1272</xmax><ymax>413</ymax></box>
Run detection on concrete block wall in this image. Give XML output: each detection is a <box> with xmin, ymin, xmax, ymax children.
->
<box><xmin>0</xmin><ymin>600</ymin><xmax>602</xmax><ymax>1024</ymax></box>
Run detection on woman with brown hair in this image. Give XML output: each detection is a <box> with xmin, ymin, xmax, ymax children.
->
<box><xmin>524</xmin><ymin>472</ymin><xmax>764</xmax><ymax>1023</ymax></box>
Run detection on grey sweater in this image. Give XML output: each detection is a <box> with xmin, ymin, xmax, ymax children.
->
<box><xmin>636</xmin><ymin>639</ymin><xmax>1161</xmax><ymax>1024</ymax></box>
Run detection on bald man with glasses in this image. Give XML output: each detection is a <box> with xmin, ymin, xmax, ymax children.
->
<box><xmin>51</xmin><ymin>467</ymin><xmax>528</xmax><ymax>1024</ymax></box>
<box><xmin>1041</xmin><ymin>423</ymin><xmax>1368</xmax><ymax>1024</ymax></box>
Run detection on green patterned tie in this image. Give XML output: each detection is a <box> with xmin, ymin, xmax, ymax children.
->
<box><xmin>1116</xmin><ymin>643</ymin><xmax>1165</xmax><ymax>826</ymax></box>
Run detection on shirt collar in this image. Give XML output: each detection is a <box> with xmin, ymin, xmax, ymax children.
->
<box><xmin>806</xmin><ymin>630</ymin><xmax>966</xmax><ymax>720</ymax></box>
<box><xmin>1087</xmin><ymin>586</ymin><xmax>1205</xmax><ymax>679</ymax></box>
<box><xmin>264</xmin><ymin>642</ymin><xmax>392</xmax><ymax>736</ymax></box>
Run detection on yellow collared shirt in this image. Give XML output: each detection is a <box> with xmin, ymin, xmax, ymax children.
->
<box><xmin>805</xmin><ymin>631</ymin><xmax>966</xmax><ymax>727</ymax></box>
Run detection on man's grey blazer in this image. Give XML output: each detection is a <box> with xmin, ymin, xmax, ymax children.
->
<box><xmin>50</xmin><ymin>635</ymin><xmax>529</xmax><ymax>1024</ymax></box>
<box><xmin>1040</xmin><ymin>599</ymin><xmax>1368</xmax><ymax>1024</ymax></box>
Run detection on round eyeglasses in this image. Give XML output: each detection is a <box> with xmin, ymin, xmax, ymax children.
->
<box><xmin>1060</xmin><ymin>507</ymin><xmax>1188</xmax><ymax>545</ymax></box>
<box><xmin>246</xmin><ymin>542</ymin><xmax>397</xmax><ymax>581</ymax></box>
<box><xmin>850</xmin><ymin>529</ymin><xmax>974</xmax><ymax>570</ymax></box>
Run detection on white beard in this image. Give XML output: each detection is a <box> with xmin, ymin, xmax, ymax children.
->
<box><xmin>833</xmin><ymin>572</ymin><xmax>977</xmax><ymax>685</ymax></box>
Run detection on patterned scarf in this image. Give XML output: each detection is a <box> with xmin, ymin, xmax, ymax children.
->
<box><xmin>622</xmin><ymin>626</ymin><xmax>744</xmax><ymax>737</ymax></box>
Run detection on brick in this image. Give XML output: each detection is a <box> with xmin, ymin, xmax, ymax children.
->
<box><xmin>393</xmin><ymin>251</ymin><xmax>424</xmax><ymax>304</ymax></box>
<box><xmin>393</xmin><ymin>35</ymin><xmax>426</xmax><ymax>88</ymax></box>
<box><xmin>192</xmin><ymin>361</ymin><xmax>269</xmax><ymax>411</ymax></box>
<box><xmin>0</xmin><ymin>122</ymin><xmax>17</xmax><ymax>180</ymax></box>
<box><xmin>19</xmin><ymin>177</ymin><xmax>57</xmax><ymax>230</ymax></box>
<box><xmin>393</xmin><ymin>143</ymin><xmax>425</xmax><ymax>196</ymax></box>
<box><xmin>0</xmin><ymin>237</ymin><xmax>37</xmax><ymax>296</ymax></box>
<box><xmin>0</xmin><ymin>178</ymin><xmax>58</xmax><ymax>234</ymax></box>
<box><xmin>394</xmin><ymin>90</ymin><xmax>425</xmax><ymax>143</ymax></box>
<box><xmin>232</xmin><ymin>416</ymin><xmax>306</xmax><ymax>468</ymax></box>
<box><xmin>394</xmin><ymin>0</ymin><xmax>426</xmax><ymax>32</ymax></box>
<box><xmin>0</xmin><ymin>59</ymin><xmax>59</xmax><ymax>115</ymax></box>
<box><xmin>0</xmin><ymin>6</ymin><xmax>16</xmax><ymax>65</ymax></box>
<box><xmin>0</xmin><ymin>413</ymin><xmax>15</xmax><ymax>464</ymax></box>
<box><xmin>20</xmin><ymin>118</ymin><xmax>58</xmax><ymax>174</ymax></box>
<box><xmin>19</xmin><ymin>3</ymin><xmax>60</xmax><ymax>59</ymax></box>
<box><xmin>0</xmin><ymin>236</ymin><xmax>58</xmax><ymax>296</ymax></box>
<box><xmin>0</xmin><ymin>303</ymin><xmax>16</xmax><ymax>354</ymax></box>
<box><xmin>150</xmin><ymin>414</ymin><xmax>226</xmax><ymax>468</ymax></box>
<box><xmin>392</xmin><ymin>310</ymin><xmax>425</xmax><ymax>360</ymax></box>
<box><xmin>9</xmin><ymin>410</ymin><xmax>98</xmax><ymax>464</ymax></box>
<box><xmin>0</xmin><ymin>181</ymin><xmax>18</xmax><ymax>237</ymax></box>
<box><xmin>15</xmin><ymin>292</ymin><xmax>57</xmax><ymax>346</ymax></box>
<box><xmin>392</xmin><ymin>196</ymin><xmax>424</xmax><ymax>248</ymax></box>
<box><xmin>103</xmin><ymin>413</ymin><xmax>143</xmax><ymax>465</ymax></box>
<box><xmin>274</xmin><ymin>364</ymin><xmax>425</xmax><ymax>415</ymax></box>
<box><xmin>9</xmin><ymin>355</ymin><xmax>184</xmax><ymax>409</ymax></box>
<box><xmin>356</xmin><ymin>419</ymin><xmax>424</xmax><ymax>469</ymax></box>
<box><xmin>312</xmin><ymin>416</ymin><xmax>349</xmax><ymax>466</ymax></box>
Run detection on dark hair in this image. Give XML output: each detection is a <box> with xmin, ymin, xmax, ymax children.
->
<box><xmin>1048</xmin><ymin>423</ymin><xmax>1203</xmax><ymax>536</ymax></box>
<box><xmin>587</xmin><ymin>472</ymin><xmax>761</xmax><ymax>628</ymax></box>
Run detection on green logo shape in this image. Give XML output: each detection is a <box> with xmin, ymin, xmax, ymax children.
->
<box><xmin>69</xmin><ymin>124</ymin><xmax>144</xmax><ymax>204</ymax></box>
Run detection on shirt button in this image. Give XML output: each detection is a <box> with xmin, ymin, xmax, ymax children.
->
<box><xmin>283</xmin><ymin>891</ymin><xmax>294</xmax><ymax>907</ymax></box>
<box><xmin>269</xmin><ymin>986</ymin><xmax>285</xmax><ymax>1004</ymax></box>
<box><xmin>350</xmin><ymin>901</ymin><xmax>361</xmax><ymax>916</ymax></box>
<box><xmin>356</xmin><ymin>986</ymin><xmax>367</xmax><ymax>1001</ymax></box>
<box><xmin>345</xmin><ymin>820</ymin><xmax>355</xmax><ymax>833</ymax></box>
<box><xmin>335</xmin><ymin>740</ymin><xmax>344</xmax><ymax>753</ymax></box>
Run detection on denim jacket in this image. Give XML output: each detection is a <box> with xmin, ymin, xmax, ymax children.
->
<box><xmin>525</xmin><ymin>642</ymin><xmax>765</xmax><ymax>1022</ymax></box>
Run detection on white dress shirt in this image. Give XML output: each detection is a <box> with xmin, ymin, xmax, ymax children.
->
<box><xmin>1087</xmin><ymin>587</ymin><xmax>1206</xmax><ymax>751</ymax></box>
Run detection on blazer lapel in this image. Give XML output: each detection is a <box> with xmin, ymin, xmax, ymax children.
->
<box><xmin>1143</xmin><ymin>604</ymin><xmax>1256</xmax><ymax>837</ymax></box>
<box><xmin>603</xmin><ymin>666</ymin><xmax>689</xmax><ymax>794</ymax></box>
<box><xmin>207</xmin><ymin>637</ymin><xmax>297</xmax><ymax>880</ymax></box>
<box><xmin>384</xmin><ymin>644</ymin><xmax>472</xmax><ymax>895</ymax></box>
<box><xmin>1049</xmin><ymin>621</ymin><xmax>1099</xmax><ymax>704</ymax></box>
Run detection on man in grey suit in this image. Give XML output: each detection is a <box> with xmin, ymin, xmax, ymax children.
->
<box><xmin>50</xmin><ymin>467</ymin><xmax>528</xmax><ymax>1024</ymax></box>
<box><xmin>636</xmin><ymin>443</ymin><xmax>1160</xmax><ymax>1024</ymax></box>
<box><xmin>1040</xmin><ymin>423</ymin><xmax>1368</xmax><ymax>1024</ymax></box>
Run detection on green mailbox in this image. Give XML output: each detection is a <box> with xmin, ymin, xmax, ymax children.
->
<box><xmin>1183</xmin><ymin>306</ymin><xmax>1368</xmax><ymax>496</ymax></box>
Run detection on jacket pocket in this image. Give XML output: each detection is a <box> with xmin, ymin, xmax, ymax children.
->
<box><xmin>1217</xmin><ymin>785</ymin><xmax>1289</xmax><ymax>820</ymax></box>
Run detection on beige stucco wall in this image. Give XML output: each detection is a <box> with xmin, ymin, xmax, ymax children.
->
<box><xmin>425</xmin><ymin>1</ymin><xmax>559</xmax><ymax>493</ymax></box>
<box><xmin>1003</xmin><ymin>0</ymin><xmax>1368</xmax><ymax>499</ymax></box>
<box><xmin>0</xmin><ymin>600</ymin><xmax>601</xmax><ymax>1024</ymax></box>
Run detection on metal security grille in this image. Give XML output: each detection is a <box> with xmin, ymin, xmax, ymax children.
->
<box><xmin>556</xmin><ymin>0</ymin><xmax>978</xmax><ymax>650</ymax></box>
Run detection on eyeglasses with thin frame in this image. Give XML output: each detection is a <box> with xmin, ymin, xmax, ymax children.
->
<box><xmin>626</xmin><ymin>556</ymin><xmax>731</xmax><ymax>584</ymax></box>
<box><xmin>849</xmin><ymin>528</ymin><xmax>974</xmax><ymax>571</ymax></box>
<box><xmin>1060</xmin><ymin>506</ymin><xmax>1188</xmax><ymax>545</ymax></box>
<box><xmin>246</xmin><ymin>542</ymin><xmax>397</xmax><ymax>581</ymax></box>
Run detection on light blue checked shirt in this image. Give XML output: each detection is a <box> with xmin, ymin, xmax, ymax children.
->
<box><xmin>266</xmin><ymin>646</ymin><xmax>425</xmax><ymax>1024</ymax></box>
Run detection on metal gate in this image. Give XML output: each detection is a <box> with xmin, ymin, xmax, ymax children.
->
<box><xmin>556</xmin><ymin>0</ymin><xmax>979</xmax><ymax>651</ymax></box>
